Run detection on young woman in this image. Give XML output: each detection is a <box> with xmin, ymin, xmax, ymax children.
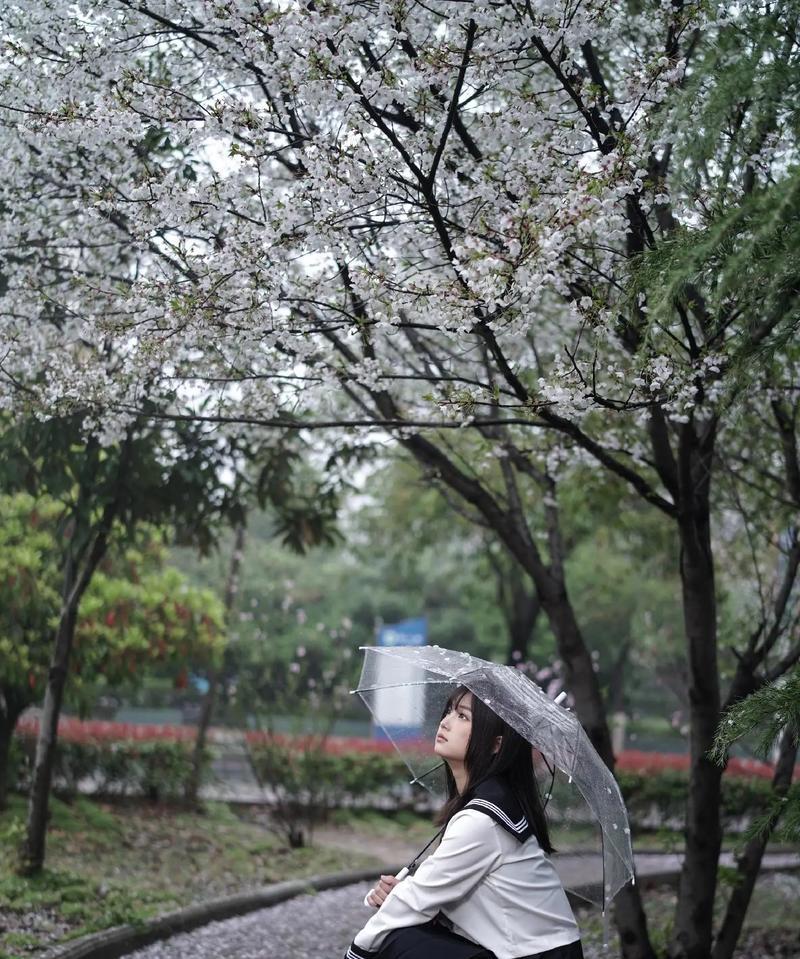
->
<box><xmin>344</xmin><ymin>688</ymin><xmax>584</xmax><ymax>959</ymax></box>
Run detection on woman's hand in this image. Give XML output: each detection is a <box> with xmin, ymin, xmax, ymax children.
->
<box><xmin>366</xmin><ymin>874</ymin><xmax>401</xmax><ymax>908</ymax></box>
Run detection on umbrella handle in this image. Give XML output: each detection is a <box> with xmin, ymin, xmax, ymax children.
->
<box><xmin>554</xmin><ymin>691</ymin><xmax>567</xmax><ymax>705</ymax></box>
<box><xmin>395</xmin><ymin>866</ymin><xmax>410</xmax><ymax>881</ymax></box>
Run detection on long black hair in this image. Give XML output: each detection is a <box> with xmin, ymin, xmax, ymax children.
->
<box><xmin>435</xmin><ymin>686</ymin><xmax>554</xmax><ymax>854</ymax></box>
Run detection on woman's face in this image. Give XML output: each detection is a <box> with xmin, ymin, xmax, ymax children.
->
<box><xmin>434</xmin><ymin>691</ymin><xmax>473</xmax><ymax>764</ymax></box>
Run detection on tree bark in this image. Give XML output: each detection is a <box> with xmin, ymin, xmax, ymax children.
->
<box><xmin>0</xmin><ymin>689</ymin><xmax>30</xmax><ymax>810</ymax></box>
<box><xmin>491</xmin><ymin>550</ymin><xmax>541</xmax><ymax>665</ymax></box>
<box><xmin>18</xmin><ymin>487</ymin><xmax>121</xmax><ymax>874</ymax></box>
<box><xmin>504</xmin><ymin>580</ymin><xmax>540</xmax><ymax>665</ymax></box>
<box><xmin>538</xmin><ymin>583</ymin><xmax>616</xmax><ymax>762</ymax></box>
<box><xmin>18</xmin><ymin>595</ymin><xmax>81</xmax><ymax>873</ymax></box>
<box><xmin>185</xmin><ymin>522</ymin><xmax>247</xmax><ymax>806</ymax></box>
<box><xmin>671</xmin><ymin>489</ymin><xmax>723</xmax><ymax>959</ymax></box>
<box><xmin>711</xmin><ymin>728</ymin><xmax>798</xmax><ymax>959</ymax></box>
<box><xmin>20</xmin><ymin>576</ymin><xmax>85</xmax><ymax>876</ymax></box>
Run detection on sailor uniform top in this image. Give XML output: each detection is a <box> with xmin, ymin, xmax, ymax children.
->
<box><xmin>346</xmin><ymin>777</ymin><xmax>581</xmax><ymax>959</ymax></box>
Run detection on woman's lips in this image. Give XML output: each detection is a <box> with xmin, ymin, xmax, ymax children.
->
<box><xmin>436</xmin><ymin>734</ymin><xmax>447</xmax><ymax>742</ymax></box>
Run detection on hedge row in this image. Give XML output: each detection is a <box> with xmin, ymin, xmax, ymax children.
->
<box><xmin>9</xmin><ymin>733</ymin><xmax>775</xmax><ymax>828</ymax></box>
<box><xmin>247</xmin><ymin>742</ymin><xmax>772</xmax><ymax>829</ymax></box>
<box><xmin>11</xmin><ymin>735</ymin><xmax>204</xmax><ymax>802</ymax></box>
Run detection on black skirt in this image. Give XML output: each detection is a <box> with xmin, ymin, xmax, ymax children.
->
<box><xmin>377</xmin><ymin>920</ymin><xmax>493</xmax><ymax>959</ymax></box>
<box><xmin>375</xmin><ymin>920</ymin><xmax>584</xmax><ymax>959</ymax></box>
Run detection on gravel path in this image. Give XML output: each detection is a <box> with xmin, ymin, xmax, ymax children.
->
<box><xmin>126</xmin><ymin>872</ymin><xmax>800</xmax><ymax>959</ymax></box>
<box><xmin>128</xmin><ymin>882</ymin><xmax>374</xmax><ymax>959</ymax></box>
<box><xmin>126</xmin><ymin>881</ymin><xmax>617</xmax><ymax>959</ymax></box>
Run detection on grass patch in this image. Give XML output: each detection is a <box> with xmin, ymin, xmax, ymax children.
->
<box><xmin>0</xmin><ymin>795</ymin><xmax>381</xmax><ymax>957</ymax></box>
<box><xmin>576</xmin><ymin>872</ymin><xmax>800</xmax><ymax>958</ymax></box>
<box><xmin>328</xmin><ymin>807</ymin><xmax>434</xmax><ymax>839</ymax></box>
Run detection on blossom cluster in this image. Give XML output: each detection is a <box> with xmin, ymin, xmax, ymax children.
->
<box><xmin>0</xmin><ymin>0</ymin><xmax>730</xmax><ymax>443</ymax></box>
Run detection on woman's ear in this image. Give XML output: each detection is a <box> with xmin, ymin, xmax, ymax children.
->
<box><xmin>492</xmin><ymin>735</ymin><xmax>502</xmax><ymax>755</ymax></box>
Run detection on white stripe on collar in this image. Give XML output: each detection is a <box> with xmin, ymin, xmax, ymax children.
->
<box><xmin>467</xmin><ymin>797</ymin><xmax>529</xmax><ymax>834</ymax></box>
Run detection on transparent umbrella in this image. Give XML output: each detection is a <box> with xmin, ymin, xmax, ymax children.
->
<box><xmin>353</xmin><ymin>644</ymin><xmax>635</xmax><ymax>917</ymax></box>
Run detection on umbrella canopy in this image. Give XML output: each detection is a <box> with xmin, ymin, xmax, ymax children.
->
<box><xmin>353</xmin><ymin>644</ymin><xmax>634</xmax><ymax>912</ymax></box>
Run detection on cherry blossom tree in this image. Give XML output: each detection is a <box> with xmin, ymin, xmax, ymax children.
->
<box><xmin>1</xmin><ymin>1</ymin><xmax>798</xmax><ymax>956</ymax></box>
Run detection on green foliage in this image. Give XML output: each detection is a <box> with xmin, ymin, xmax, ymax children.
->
<box><xmin>75</xmin><ymin>562</ymin><xmax>225</xmax><ymax>699</ymax></box>
<box><xmin>628</xmin><ymin>169</ymin><xmax>800</xmax><ymax>367</ymax></box>
<box><xmin>615</xmin><ymin>770</ymin><xmax>772</xmax><ymax>832</ymax></box>
<box><xmin>0</xmin><ymin>866</ymin><xmax>170</xmax><ymax>953</ymax></box>
<box><xmin>711</xmin><ymin>669</ymin><xmax>800</xmax><ymax>842</ymax></box>
<box><xmin>632</xmin><ymin>0</ymin><xmax>800</xmax><ymax>368</ymax></box>
<box><xmin>13</xmin><ymin>736</ymin><xmax>208</xmax><ymax>802</ymax></box>
<box><xmin>0</xmin><ymin>492</ymin><xmax>225</xmax><ymax>711</ymax></box>
<box><xmin>0</xmin><ymin>493</ymin><xmax>62</xmax><ymax>690</ymax></box>
<box><xmin>250</xmin><ymin>743</ymin><xmax>407</xmax><ymax>802</ymax></box>
<box><xmin>249</xmin><ymin>739</ymin><xmax>420</xmax><ymax>847</ymax></box>
<box><xmin>564</xmin><ymin>506</ymin><xmax>683</xmax><ymax>717</ymax></box>
<box><xmin>712</xmin><ymin>670</ymin><xmax>800</xmax><ymax>761</ymax></box>
<box><xmin>743</xmin><ymin>786</ymin><xmax>800</xmax><ymax>845</ymax></box>
<box><xmin>657</xmin><ymin>5</ymin><xmax>800</xmax><ymax>198</ymax></box>
<box><xmin>247</xmin><ymin>743</ymin><xmax>771</xmax><ymax>836</ymax></box>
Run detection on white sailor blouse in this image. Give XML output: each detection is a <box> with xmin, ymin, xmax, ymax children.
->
<box><xmin>345</xmin><ymin>777</ymin><xmax>581</xmax><ymax>959</ymax></box>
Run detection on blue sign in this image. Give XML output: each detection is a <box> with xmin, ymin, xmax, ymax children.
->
<box><xmin>377</xmin><ymin>617</ymin><xmax>427</xmax><ymax>647</ymax></box>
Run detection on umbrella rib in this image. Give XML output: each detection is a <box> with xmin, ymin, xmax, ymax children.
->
<box><xmin>353</xmin><ymin>679</ymin><xmax>454</xmax><ymax>693</ymax></box>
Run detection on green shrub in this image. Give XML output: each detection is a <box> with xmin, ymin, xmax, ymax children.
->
<box><xmin>249</xmin><ymin>745</ymin><xmax>408</xmax><ymax>802</ymax></box>
<box><xmin>617</xmin><ymin>769</ymin><xmax>772</xmax><ymax>831</ymax></box>
<box><xmin>9</xmin><ymin>732</ymin><xmax>774</xmax><ymax>834</ymax></box>
<box><xmin>248</xmin><ymin>742</ymin><xmax>411</xmax><ymax>847</ymax></box>
<box><xmin>11</xmin><ymin>735</ymin><xmax>205</xmax><ymax>802</ymax></box>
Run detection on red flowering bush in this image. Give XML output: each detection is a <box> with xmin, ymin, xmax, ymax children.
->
<box><xmin>616</xmin><ymin>749</ymin><xmax>781</xmax><ymax>781</ymax></box>
<box><xmin>13</xmin><ymin>727</ymin><xmax>203</xmax><ymax>802</ymax></box>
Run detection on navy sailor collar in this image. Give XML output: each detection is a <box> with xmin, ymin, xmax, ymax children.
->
<box><xmin>464</xmin><ymin>776</ymin><xmax>536</xmax><ymax>843</ymax></box>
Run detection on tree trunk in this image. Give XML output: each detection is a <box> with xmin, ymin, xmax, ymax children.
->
<box><xmin>670</xmin><ymin>505</ymin><xmax>723</xmax><ymax>959</ymax></box>
<box><xmin>711</xmin><ymin>728</ymin><xmax>798</xmax><ymax>959</ymax></box>
<box><xmin>608</xmin><ymin>641</ymin><xmax>631</xmax><ymax>717</ymax></box>
<box><xmin>185</xmin><ymin>522</ymin><xmax>247</xmax><ymax>806</ymax></box>
<box><xmin>18</xmin><ymin>484</ymin><xmax>119</xmax><ymax>875</ymax></box>
<box><xmin>503</xmin><ymin>567</ymin><xmax>541</xmax><ymax>664</ymax></box>
<box><xmin>18</xmin><ymin>602</ymin><xmax>79</xmax><ymax>873</ymax></box>
<box><xmin>540</xmin><ymin>585</ymin><xmax>615</xmax><ymax>761</ymax></box>
<box><xmin>541</xmin><ymin>583</ymin><xmax>655</xmax><ymax>959</ymax></box>
<box><xmin>0</xmin><ymin>690</ymin><xmax>29</xmax><ymax>810</ymax></box>
<box><xmin>401</xmin><ymin>432</ymin><xmax>656</xmax><ymax>959</ymax></box>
